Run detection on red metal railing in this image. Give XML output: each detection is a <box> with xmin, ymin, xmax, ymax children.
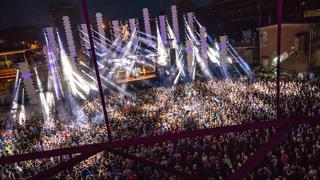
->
<box><xmin>1</xmin><ymin>116</ymin><xmax>319</xmax><ymax>179</ymax></box>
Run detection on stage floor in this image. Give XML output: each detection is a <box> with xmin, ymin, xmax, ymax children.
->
<box><xmin>115</xmin><ymin>74</ymin><xmax>157</xmax><ymax>84</ymax></box>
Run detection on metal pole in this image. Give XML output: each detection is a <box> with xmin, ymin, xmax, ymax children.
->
<box><xmin>308</xmin><ymin>24</ymin><xmax>313</xmax><ymax>79</ymax></box>
<box><xmin>81</xmin><ymin>0</ymin><xmax>113</xmax><ymax>141</ymax></box>
<box><xmin>276</xmin><ymin>0</ymin><xmax>283</xmax><ymax>119</ymax></box>
<box><xmin>23</xmin><ymin>52</ymin><xmax>27</xmax><ymax>62</ymax></box>
<box><xmin>4</xmin><ymin>55</ymin><xmax>9</xmax><ymax>68</ymax></box>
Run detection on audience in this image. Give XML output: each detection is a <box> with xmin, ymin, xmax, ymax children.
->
<box><xmin>0</xmin><ymin>77</ymin><xmax>319</xmax><ymax>179</ymax></box>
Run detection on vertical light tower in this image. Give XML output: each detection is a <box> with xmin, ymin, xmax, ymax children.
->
<box><xmin>80</xmin><ymin>24</ymin><xmax>90</xmax><ymax>51</ymax></box>
<box><xmin>19</xmin><ymin>88</ymin><xmax>25</xmax><ymax>126</ymax></box>
<box><xmin>186</xmin><ymin>40</ymin><xmax>194</xmax><ymax>79</ymax></box>
<box><xmin>171</xmin><ymin>5</ymin><xmax>180</xmax><ymax>43</ymax></box>
<box><xmin>219</xmin><ymin>35</ymin><xmax>229</xmax><ymax>78</ymax></box>
<box><xmin>142</xmin><ymin>8</ymin><xmax>152</xmax><ymax>39</ymax></box>
<box><xmin>44</xmin><ymin>27</ymin><xmax>63</xmax><ymax>99</ymax></box>
<box><xmin>17</xmin><ymin>62</ymin><xmax>38</xmax><ymax>104</ymax></box>
<box><xmin>96</xmin><ymin>13</ymin><xmax>107</xmax><ymax>50</ymax></box>
<box><xmin>62</xmin><ymin>16</ymin><xmax>77</xmax><ymax>60</ymax></box>
<box><xmin>200</xmin><ymin>26</ymin><xmax>208</xmax><ymax>66</ymax></box>
<box><xmin>45</xmin><ymin>27</ymin><xmax>58</xmax><ymax>58</ymax></box>
<box><xmin>129</xmin><ymin>18</ymin><xmax>137</xmax><ymax>33</ymax></box>
<box><xmin>111</xmin><ymin>20</ymin><xmax>120</xmax><ymax>40</ymax></box>
<box><xmin>11</xmin><ymin>78</ymin><xmax>21</xmax><ymax>122</ymax></box>
<box><xmin>159</xmin><ymin>15</ymin><xmax>167</xmax><ymax>46</ymax></box>
<box><xmin>187</xmin><ymin>12</ymin><xmax>194</xmax><ymax>32</ymax></box>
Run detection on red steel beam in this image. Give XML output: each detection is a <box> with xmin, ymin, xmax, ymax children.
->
<box><xmin>27</xmin><ymin>145</ymin><xmax>202</xmax><ymax>180</ymax></box>
<box><xmin>29</xmin><ymin>117</ymin><xmax>317</xmax><ymax>179</ymax></box>
<box><xmin>0</xmin><ymin>74</ymin><xmax>16</xmax><ymax>79</ymax></box>
<box><xmin>106</xmin><ymin>147</ymin><xmax>204</xmax><ymax>180</ymax></box>
<box><xmin>227</xmin><ymin>126</ymin><xmax>290</xmax><ymax>180</ymax></box>
<box><xmin>81</xmin><ymin>0</ymin><xmax>113</xmax><ymax>142</ymax></box>
<box><xmin>28</xmin><ymin>149</ymin><xmax>101</xmax><ymax>180</ymax></box>
<box><xmin>276</xmin><ymin>0</ymin><xmax>283</xmax><ymax>118</ymax></box>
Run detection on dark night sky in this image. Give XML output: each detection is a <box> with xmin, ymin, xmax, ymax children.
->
<box><xmin>0</xmin><ymin>0</ymin><xmax>210</xmax><ymax>29</ymax></box>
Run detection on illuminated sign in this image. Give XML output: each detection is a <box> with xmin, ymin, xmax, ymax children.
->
<box><xmin>304</xmin><ymin>9</ymin><xmax>320</xmax><ymax>18</ymax></box>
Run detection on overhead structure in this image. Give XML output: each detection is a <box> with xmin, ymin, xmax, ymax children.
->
<box><xmin>142</xmin><ymin>8</ymin><xmax>152</xmax><ymax>39</ymax></box>
<box><xmin>62</xmin><ymin>16</ymin><xmax>77</xmax><ymax>60</ymax></box>
<box><xmin>80</xmin><ymin>24</ymin><xmax>90</xmax><ymax>51</ymax></box>
<box><xmin>44</xmin><ymin>29</ymin><xmax>64</xmax><ymax>99</ymax></box>
<box><xmin>187</xmin><ymin>12</ymin><xmax>194</xmax><ymax>32</ymax></box>
<box><xmin>129</xmin><ymin>18</ymin><xmax>138</xmax><ymax>33</ymax></box>
<box><xmin>186</xmin><ymin>40</ymin><xmax>194</xmax><ymax>79</ymax></box>
<box><xmin>200</xmin><ymin>26</ymin><xmax>208</xmax><ymax>66</ymax></box>
<box><xmin>45</xmin><ymin>27</ymin><xmax>58</xmax><ymax>58</ymax></box>
<box><xmin>111</xmin><ymin>20</ymin><xmax>120</xmax><ymax>40</ymax></box>
<box><xmin>17</xmin><ymin>62</ymin><xmax>38</xmax><ymax>104</ymax></box>
<box><xmin>96</xmin><ymin>13</ymin><xmax>107</xmax><ymax>51</ymax></box>
<box><xmin>171</xmin><ymin>5</ymin><xmax>180</xmax><ymax>43</ymax></box>
<box><xmin>219</xmin><ymin>35</ymin><xmax>230</xmax><ymax>78</ymax></box>
<box><xmin>159</xmin><ymin>15</ymin><xmax>167</xmax><ymax>45</ymax></box>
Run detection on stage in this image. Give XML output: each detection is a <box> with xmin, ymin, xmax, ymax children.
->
<box><xmin>115</xmin><ymin>73</ymin><xmax>157</xmax><ymax>84</ymax></box>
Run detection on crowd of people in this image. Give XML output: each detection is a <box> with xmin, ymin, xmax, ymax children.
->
<box><xmin>1</xmin><ymin>77</ymin><xmax>320</xmax><ymax>179</ymax></box>
<box><xmin>82</xmin><ymin>78</ymin><xmax>319</xmax><ymax>139</ymax></box>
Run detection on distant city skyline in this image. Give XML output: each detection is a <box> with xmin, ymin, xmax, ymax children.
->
<box><xmin>0</xmin><ymin>0</ymin><xmax>210</xmax><ymax>29</ymax></box>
